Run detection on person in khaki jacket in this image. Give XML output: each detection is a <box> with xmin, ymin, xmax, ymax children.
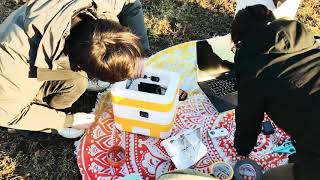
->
<box><xmin>0</xmin><ymin>0</ymin><xmax>147</xmax><ymax>138</ymax></box>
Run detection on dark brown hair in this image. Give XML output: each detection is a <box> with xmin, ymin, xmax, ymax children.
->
<box><xmin>65</xmin><ymin>15</ymin><xmax>145</xmax><ymax>83</ymax></box>
<box><xmin>231</xmin><ymin>4</ymin><xmax>275</xmax><ymax>47</ymax></box>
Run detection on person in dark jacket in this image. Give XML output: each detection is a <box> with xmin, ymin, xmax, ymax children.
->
<box><xmin>231</xmin><ymin>5</ymin><xmax>320</xmax><ymax>180</ymax></box>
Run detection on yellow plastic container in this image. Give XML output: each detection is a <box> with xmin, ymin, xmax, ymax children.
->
<box><xmin>111</xmin><ymin>68</ymin><xmax>180</xmax><ymax>139</ymax></box>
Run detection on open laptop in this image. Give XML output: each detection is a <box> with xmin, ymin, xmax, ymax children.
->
<box><xmin>196</xmin><ymin>40</ymin><xmax>238</xmax><ymax>112</ymax></box>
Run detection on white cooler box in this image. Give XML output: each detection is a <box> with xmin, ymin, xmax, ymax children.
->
<box><xmin>111</xmin><ymin>68</ymin><xmax>180</xmax><ymax>139</ymax></box>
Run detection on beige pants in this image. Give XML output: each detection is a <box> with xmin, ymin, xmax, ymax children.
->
<box><xmin>2</xmin><ymin>73</ymin><xmax>87</xmax><ymax>133</ymax></box>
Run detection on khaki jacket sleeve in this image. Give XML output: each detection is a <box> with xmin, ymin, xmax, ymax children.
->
<box><xmin>24</xmin><ymin>0</ymin><xmax>92</xmax><ymax>70</ymax></box>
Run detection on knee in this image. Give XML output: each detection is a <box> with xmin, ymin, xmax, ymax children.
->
<box><xmin>52</xmin><ymin>76</ymin><xmax>88</xmax><ymax>108</ymax></box>
<box><xmin>127</xmin><ymin>0</ymin><xmax>142</xmax><ymax>12</ymax></box>
<box><xmin>70</xmin><ymin>75</ymin><xmax>88</xmax><ymax>95</ymax></box>
<box><xmin>119</xmin><ymin>0</ymin><xmax>143</xmax><ymax>23</ymax></box>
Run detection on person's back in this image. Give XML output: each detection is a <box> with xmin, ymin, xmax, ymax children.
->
<box><xmin>235</xmin><ymin>18</ymin><xmax>320</xmax><ymax>137</ymax></box>
<box><xmin>0</xmin><ymin>0</ymin><xmax>146</xmax><ymax>137</ymax></box>
<box><xmin>259</xmin><ymin>20</ymin><xmax>319</xmax><ymax>141</ymax></box>
<box><xmin>232</xmin><ymin>5</ymin><xmax>320</xmax><ymax>179</ymax></box>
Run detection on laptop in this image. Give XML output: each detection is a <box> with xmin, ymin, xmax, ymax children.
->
<box><xmin>196</xmin><ymin>40</ymin><xmax>238</xmax><ymax>112</ymax></box>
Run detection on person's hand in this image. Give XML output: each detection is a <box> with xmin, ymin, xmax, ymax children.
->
<box><xmin>71</xmin><ymin>112</ymin><xmax>95</xmax><ymax>130</ymax></box>
<box><xmin>231</xmin><ymin>41</ymin><xmax>237</xmax><ymax>54</ymax></box>
<box><xmin>133</xmin><ymin>58</ymin><xmax>147</xmax><ymax>79</ymax></box>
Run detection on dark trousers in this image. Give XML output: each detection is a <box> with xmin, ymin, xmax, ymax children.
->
<box><xmin>118</xmin><ymin>0</ymin><xmax>150</xmax><ymax>51</ymax></box>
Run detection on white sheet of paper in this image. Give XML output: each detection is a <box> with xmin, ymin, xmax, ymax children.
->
<box><xmin>235</xmin><ymin>0</ymin><xmax>301</xmax><ymax>20</ymax></box>
<box><xmin>273</xmin><ymin>0</ymin><xmax>301</xmax><ymax>20</ymax></box>
<box><xmin>161</xmin><ymin>128</ymin><xmax>208</xmax><ymax>169</ymax></box>
<box><xmin>235</xmin><ymin>0</ymin><xmax>276</xmax><ymax>14</ymax></box>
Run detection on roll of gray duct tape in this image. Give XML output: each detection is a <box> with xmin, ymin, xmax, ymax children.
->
<box><xmin>234</xmin><ymin>160</ymin><xmax>263</xmax><ymax>180</ymax></box>
<box><xmin>210</xmin><ymin>161</ymin><xmax>234</xmax><ymax>180</ymax></box>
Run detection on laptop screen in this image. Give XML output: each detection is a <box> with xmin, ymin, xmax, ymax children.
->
<box><xmin>196</xmin><ymin>40</ymin><xmax>234</xmax><ymax>82</ymax></box>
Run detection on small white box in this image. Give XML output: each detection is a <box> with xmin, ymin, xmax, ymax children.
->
<box><xmin>111</xmin><ymin>68</ymin><xmax>180</xmax><ymax>139</ymax></box>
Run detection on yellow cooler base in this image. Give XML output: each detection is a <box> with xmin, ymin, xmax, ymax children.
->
<box><xmin>114</xmin><ymin>116</ymin><xmax>175</xmax><ymax>138</ymax></box>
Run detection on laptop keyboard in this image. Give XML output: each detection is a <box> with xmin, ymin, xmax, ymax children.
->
<box><xmin>207</xmin><ymin>78</ymin><xmax>236</xmax><ymax>97</ymax></box>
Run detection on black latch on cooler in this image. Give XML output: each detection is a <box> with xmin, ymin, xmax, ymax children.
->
<box><xmin>143</xmin><ymin>75</ymin><xmax>160</xmax><ymax>82</ymax></box>
<box><xmin>139</xmin><ymin>111</ymin><xmax>149</xmax><ymax>118</ymax></box>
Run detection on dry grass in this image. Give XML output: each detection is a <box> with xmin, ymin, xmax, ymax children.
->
<box><xmin>143</xmin><ymin>0</ymin><xmax>236</xmax><ymax>52</ymax></box>
<box><xmin>0</xmin><ymin>0</ymin><xmax>319</xmax><ymax>179</ymax></box>
<box><xmin>0</xmin><ymin>152</ymin><xmax>17</xmax><ymax>178</ymax></box>
<box><xmin>0</xmin><ymin>128</ymin><xmax>83</xmax><ymax>179</ymax></box>
<box><xmin>297</xmin><ymin>0</ymin><xmax>320</xmax><ymax>35</ymax></box>
<box><xmin>0</xmin><ymin>0</ymin><xmax>19</xmax><ymax>23</ymax></box>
